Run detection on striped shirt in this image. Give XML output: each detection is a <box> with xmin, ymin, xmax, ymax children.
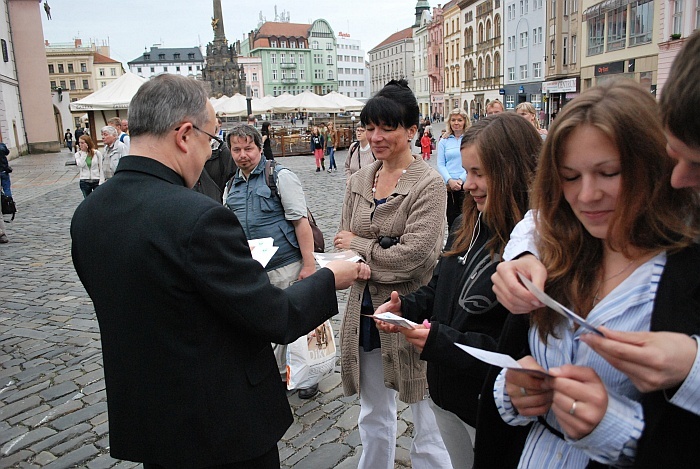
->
<box><xmin>494</xmin><ymin>253</ymin><xmax>666</xmax><ymax>468</ymax></box>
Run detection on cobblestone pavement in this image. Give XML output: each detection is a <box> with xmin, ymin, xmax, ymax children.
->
<box><xmin>0</xmin><ymin>125</ymin><xmax>446</xmax><ymax>469</ymax></box>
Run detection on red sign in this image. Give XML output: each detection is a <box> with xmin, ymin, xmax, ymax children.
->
<box><xmin>338</xmin><ymin>32</ymin><xmax>351</xmax><ymax>38</ymax></box>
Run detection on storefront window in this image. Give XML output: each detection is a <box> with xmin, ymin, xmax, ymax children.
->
<box><xmin>630</xmin><ymin>0</ymin><xmax>654</xmax><ymax>46</ymax></box>
<box><xmin>607</xmin><ymin>7</ymin><xmax>627</xmax><ymax>51</ymax></box>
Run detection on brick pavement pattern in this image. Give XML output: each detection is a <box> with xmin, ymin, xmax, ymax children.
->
<box><xmin>0</xmin><ymin>129</ymin><xmax>444</xmax><ymax>468</ymax></box>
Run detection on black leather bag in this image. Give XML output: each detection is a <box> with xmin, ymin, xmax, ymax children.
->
<box><xmin>1</xmin><ymin>191</ymin><xmax>16</xmax><ymax>221</ymax></box>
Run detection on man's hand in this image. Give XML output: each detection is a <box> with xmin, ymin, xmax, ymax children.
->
<box><xmin>298</xmin><ymin>263</ymin><xmax>316</xmax><ymax>280</ymax></box>
<box><xmin>504</xmin><ymin>356</ymin><xmax>552</xmax><ymax>417</ymax></box>
<box><xmin>492</xmin><ymin>254</ymin><xmax>546</xmax><ymax>314</ymax></box>
<box><xmin>325</xmin><ymin>260</ymin><xmax>370</xmax><ymax>290</ymax></box>
<box><xmin>546</xmin><ymin>365</ymin><xmax>608</xmax><ymax>440</ymax></box>
<box><xmin>581</xmin><ymin>328</ymin><xmax>697</xmax><ymax>393</ymax></box>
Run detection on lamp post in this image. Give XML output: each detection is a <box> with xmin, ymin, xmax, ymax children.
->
<box><xmin>351</xmin><ymin>115</ymin><xmax>356</xmax><ymax>139</ymax></box>
<box><xmin>246</xmin><ymin>85</ymin><xmax>253</xmax><ymax>120</ymax></box>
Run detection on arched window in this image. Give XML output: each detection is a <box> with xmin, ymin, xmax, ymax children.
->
<box><xmin>465</xmin><ymin>60</ymin><xmax>471</xmax><ymax>80</ymax></box>
<box><xmin>468</xmin><ymin>27</ymin><xmax>474</xmax><ymax>47</ymax></box>
<box><xmin>469</xmin><ymin>59</ymin><xmax>475</xmax><ymax>81</ymax></box>
<box><xmin>478</xmin><ymin>23</ymin><xmax>484</xmax><ymax>43</ymax></box>
<box><xmin>494</xmin><ymin>52</ymin><xmax>501</xmax><ymax>78</ymax></box>
<box><xmin>494</xmin><ymin>14</ymin><xmax>502</xmax><ymax>38</ymax></box>
<box><xmin>486</xmin><ymin>55</ymin><xmax>492</xmax><ymax>78</ymax></box>
<box><xmin>478</xmin><ymin>57</ymin><xmax>484</xmax><ymax>79</ymax></box>
<box><xmin>456</xmin><ymin>68</ymin><xmax>460</xmax><ymax>88</ymax></box>
<box><xmin>486</xmin><ymin>20</ymin><xmax>492</xmax><ymax>40</ymax></box>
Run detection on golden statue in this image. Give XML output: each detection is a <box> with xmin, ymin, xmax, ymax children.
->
<box><xmin>211</xmin><ymin>17</ymin><xmax>219</xmax><ymax>30</ymax></box>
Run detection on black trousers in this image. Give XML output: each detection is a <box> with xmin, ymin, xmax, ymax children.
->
<box><xmin>142</xmin><ymin>445</ymin><xmax>280</xmax><ymax>469</ymax></box>
<box><xmin>446</xmin><ymin>190</ymin><xmax>465</xmax><ymax>231</ymax></box>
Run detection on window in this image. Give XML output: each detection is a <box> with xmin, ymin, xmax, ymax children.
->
<box><xmin>509</xmin><ymin>67</ymin><xmax>515</xmax><ymax>80</ymax></box>
<box><xmin>299</xmin><ymin>54</ymin><xmax>304</xmax><ymax>65</ymax></box>
<box><xmin>539</xmin><ymin>27</ymin><xmax>543</xmax><ymax>43</ymax></box>
<box><xmin>327</xmin><ymin>55</ymin><xmax>333</xmax><ymax>65</ymax></box>
<box><xmin>99</xmin><ymin>68</ymin><xmax>105</xmax><ymax>76</ymax></box>
<box><xmin>520</xmin><ymin>64</ymin><xmax>528</xmax><ymax>79</ymax></box>
<box><xmin>564</xmin><ymin>0</ymin><xmax>569</xmax><ymax>15</ymax></box>
<box><xmin>551</xmin><ymin>0</ymin><xmax>556</xmax><ymax>17</ymax></box>
<box><xmin>630</xmin><ymin>0</ymin><xmax>654</xmax><ymax>46</ymax></box>
<box><xmin>48</xmin><ymin>64</ymin><xmax>54</xmax><ymax>74</ymax></box>
<box><xmin>271</xmin><ymin>53</ymin><xmax>277</xmax><ymax>64</ymax></box>
<box><xmin>111</xmin><ymin>68</ymin><xmax>116</xmax><ymax>76</ymax></box>
<box><xmin>50</xmin><ymin>80</ymin><xmax>56</xmax><ymax>89</ymax></box>
<box><xmin>252</xmin><ymin>72</ymin><xmax>258</xmax><ymax>81</ymax></box>
<box><xmin>60</xmin><ymin>80</ymin><xmax>66</xmax><ymax>89</ymax></box>
<box><xmin>69</xmin><ymin>79</ymin><xmax>76</xmax><ymax>90</ymax></box>
<box><xmin>520</xmin><ymin>0</ymin><xmax>524</xmax><ymax>14</ymax></box>
<box><xmin>81</xmin><ymin>63</ymin><xmax>87</xmax><ymax>72</ymax></box>
<box><xmin>272</xmin><ymin>69</ymin><xmax>278</xmax><ymax>80</ymax></box>
<box><xmin>196</xmin><ymin>66</ymin><xmax>201</xmax><ymax>71</ymax></box>
<box><xmin>281</xmin><ymin>41</ymin><xmax>286</xmax><ymax>48</ymax></box>
<box><xmin>533</xmin><ymin>28</ymin><xmax>538</xmax><ymax>44</ymax></box>
<box><xmin>290</xmin><ymin>41</ymin><xmax>296</xmax><ymax>48</ymax></box>
<box><xmin>520</xmin><ymin>31</ymin><xmax>528</xmax><ymax>47</ymax></box>
<box><xmin>314</xmin><ymin>53</ymin><xmax>322</xmax><ymax>64</ymax></box>
<box><xmin>571</xmin><ymin>35</ymin><xmax>577</xmax><ymax>63</ymax></box>
<box><xmin>533</xmin><ymin>62</ymin><xmax>541</xmax><ymax>77</ymax></box>
<box><xmin>158</xmin><ymin>54</ymin><xmax>165</xmax><ymax>60</ymax></box>
<box><xmin>271</xmin><ymin>40</ymin><xmax>277</xmax><ymax>47</ymax></box>
<box><xmin>587</xmin><ymin>14</ymin><xmax>605</xmax><ymax>55</ymax></box>
<box><xmin>563</xmin><ymin>36</ymin><xmax>569</xmax><ymax>64</ymax></box>
<box><xmin>328</xmin><ymin>70</ymin><xmax>334</xmax><ymax>80</ymax></box>
<box><xmin>100</xmin><ymin>81</ymin><xmax>107</xmax><ymax>88</ymax></box>
<box><xmin>174</xmin><ymin>53</ymin><xmax>180</xmax><ymax>59</ymax></box>
<box><xmin>673</xmin><ymin>1</ymin><xmax>684</xmax><ymax>35</ymax></box>
<box><xmin>312</xmin><ymin>41</ymin><xmax>319</xmax><ymax>49</ymax></box>
<box><xmin>188</xmin><ymin>53</ymin><xmax>195</xmax><ymax>59</ymax></box>
<box><xmin>281</xmin><ymin>53</ymin><xmax>286</xmax><ymax>63</ymax></box>
<box><xmin>506</xmin><ymin>95</ymin><xmax>515</xmax><ymax>108</ymax></box>
<box><xmin>300</xmin><ymin>69</ymin><xmax>305</xmax><ymax>79</ymax></box>
<box><xmin>82</xmin><ymin>79</ymin><xmax>89</xmax><ymax>89</ymax></box>
<box><xmin>607</xmin><ymin>6</ymin><xmax>627</xmax><ymax>51</ymax></box>
<box><xmin>188</xmin><ymin>65</ymin><xmax>193</xmax><ymax>71</ymax></box>
<box><xmin>176</xmin><ymin>66</ymin><xmax>180</xmax><ymax>72</ymax></box>
<box><xmin>68</xmin><ymin>63</ymin><xmax>74</xmax><ymax>73</ymax></box>
<box><xmin>58</xmin><ymin>63</ymin><xmax>64</xmax><ymax>73</ymax></box>
<box><xmin>150</xmin><ymin>67</ymin><xmax>155</xmax><ymax>73</ymax></box>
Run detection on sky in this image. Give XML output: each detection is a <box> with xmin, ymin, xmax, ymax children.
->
<box><xmin>40</xmin><ymin>1</ymin><xmax>421</xmax><ymax>68</ymax></box>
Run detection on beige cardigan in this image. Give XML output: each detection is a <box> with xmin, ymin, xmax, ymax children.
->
<box><xmin>339</xmin><ymin>155</ymin><xmax>447</xmax><ymax>403</ymax></box>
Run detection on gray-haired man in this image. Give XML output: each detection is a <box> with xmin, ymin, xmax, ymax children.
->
<box><xmin>101</xmin><ymin>125</ymin><xmax>127</xmax><ymax>180</ymax></box>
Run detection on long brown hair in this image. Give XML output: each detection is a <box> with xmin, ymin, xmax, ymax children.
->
<box><xmin>531</xmin><ymin>79</ymin><xmax>699</xmax><ymax>340</ymax></box>
<box><xmin>79</xmin><ymin>135</ymin><xmax>96</xmax><ymax>157</ymax></box>
<box><xmin>446</xmin><ymin>113</ymin><xmax>541</xmax><ymax>257</ymax></box>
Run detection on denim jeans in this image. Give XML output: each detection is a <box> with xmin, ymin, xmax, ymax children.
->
<box><xmin>79</xmin><ymin>179</ymin><xmax>99</xmax><ymax>198</ymax></box>
<box><xmin>0</xmin><ymin>172</ymin><xmax>11</xmax><ymax>198</ymax></box>
<box><xmin>327</xmin><ymin>146</ymin><xmax>336</xmax><ymax>170</ymax></box>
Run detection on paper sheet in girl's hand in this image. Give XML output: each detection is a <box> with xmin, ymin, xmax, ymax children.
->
<box><xmin>372</xmin><ymin>312</ymin><xmax>419</xmax><ymax>329</ymax></box>
<box><xmin>454</xmin><ymin>343</ymin><xmax>551</xmax><ymax>378</ymax></box>
<box><xmin>517</xmin><ymin>273</ymin><xmax>604</xmax><ymax>336</ymax></box>
<box><xmin>314</xmin><ymin>251</ymin><xmax>363</xmax><ymax>268</ymax></box>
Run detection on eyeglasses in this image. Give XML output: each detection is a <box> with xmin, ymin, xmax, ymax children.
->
<box><xmin>174</xmin><ymin>124</ymin><xmax>223</xmax><ymax>145</ymax></box>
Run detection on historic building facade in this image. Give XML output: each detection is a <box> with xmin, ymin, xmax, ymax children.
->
<box><xmin>201</xmin><ymin>0</ymin><xmax>246</xmax><ymax>97</ymax></box>
<box><xmin>427</xmin><ymin>4</ymin><xmax>446</xmax><ymax>119</ymax></box>
<box><xmin>129</xmin><ymin>46</ymin><xmax>205</xmax><ymax>80</ymax></box>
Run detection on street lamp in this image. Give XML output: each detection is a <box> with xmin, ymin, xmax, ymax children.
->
<box><xmin>351</xmin><ymin>115</ymin><xmax>356</xmax><ymax>138</ymax></box>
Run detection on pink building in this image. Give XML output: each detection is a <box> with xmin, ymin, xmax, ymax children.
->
<box><xmin>428</xmin><ymin>4</ymin><xmax>445</xmax><ymax>119</ymax></box>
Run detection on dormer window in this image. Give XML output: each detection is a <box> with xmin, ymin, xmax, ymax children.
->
<box><xmin>174</xmin><ymin>53</ymin><xmax>180</xmax><ymax>59</ymax></box>
<box><xmin>188</xmin><ymin>53</ymin><xmax>195</xmax><ymax>59</ymax></box>
<box><xmin>144</xmin><ymin>54</ymin><xmax>150</xmax><ymax>60</ymax></box>
<box><xmin>271</xmin><ymin>40</ymin><xmax>278</xmax><ymax>47</ymax></box>
<box><xmin>158</xmin><ymin>54</ymin><xmax>165</xmax><ymax>60</ymax></box>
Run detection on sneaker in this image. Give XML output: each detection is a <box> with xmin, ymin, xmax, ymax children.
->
<box><xmin>298</xmin><ymin>384</ymin><xmax>319</xmax><ymax>399</ymax></box>
<box><xmin>316</xmin><ymin>168</ymin><xmax>320</xmax><ymax>172</ymax></box>
<box><xmin>0</xmin><ymin>234</ymin><xmax>8</xmax><ymax>244</ymax></box>
<box><xmin>327</xmin><ymin>168</ymin><xmax>332</xmax><ymax>173</ymax></box>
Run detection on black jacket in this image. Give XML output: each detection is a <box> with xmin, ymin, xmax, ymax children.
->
<box><xmin>193</xmin><ymin>143</ymin><xmax>236</xmax><ymax>202</ymax></box>
<box><xmin>400</xmin><ymin>216</ymin><xmax>510</xmax><ymax>426</ymax></box>
<box><xmin>71</xmin><ymin>156</ymin><xmax>339</xmax><ymax>467</ymax></box>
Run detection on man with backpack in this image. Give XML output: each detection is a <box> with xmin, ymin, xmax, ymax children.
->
<box><xmin>224</xmin><ymin>124</ymin><xmax>320</xmax><ymax>399</ymax></box>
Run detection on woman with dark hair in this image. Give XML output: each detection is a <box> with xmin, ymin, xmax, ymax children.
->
<box><xmin>260</xmin><ymin>121</ymin><xmax>274</xmax><ymax>161</ymax></box>
<box><xmin>494</xmin><ymin>79</ymin><xmax>699</xmax><ymax>468</ymax></box>
<box><xmin>75</xmin><ymin>134</ymin><xmax>103</xmax><ymax>198</ymax></box>
<box><xmin>334</xmin><ymin>79</ymin><xmax>452</xmax><ymax>469</ymax></box>
<box><xmin>375</xmin><ymin>113</ymin><xmax>542</xmax><ymax>468</ymax></box>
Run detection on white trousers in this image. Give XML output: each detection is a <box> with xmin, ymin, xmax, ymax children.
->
<box><xmin>357</xmin><ymin>348</ymin><xmax>452</xmax><ymax>469</ymax></box>
<box><xmin>430</xmin><ymin>399</ymin><xmax>475</xmax><ymax>469</ymax></box>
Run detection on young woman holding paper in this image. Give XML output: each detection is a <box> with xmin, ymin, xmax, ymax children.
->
<box><xmin>492</xmin><ymin>79</ymin><xmax>698</xmax><ymax>468</ymax></box>
<box><xmin>374</xmin><ymin>112</ymin><xmax>542</xmax><ymax>468</ymax></box>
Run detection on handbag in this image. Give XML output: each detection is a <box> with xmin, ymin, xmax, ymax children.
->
<box><xmin>1</xmin><ymin>190</ymin><xmax>16</xmax><ymax>221</ymax></box>
<box><xmin>286</xmin><ymin>320</ymin><xmax>336</xmax><ymax>390</ymax></box>
<box><xmin>306</xmin><ymin>209</ymin><xmax>325</xmax><ymax>253</ymax></box>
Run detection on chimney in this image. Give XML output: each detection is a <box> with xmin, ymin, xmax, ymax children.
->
<box><xmin>75</xmin><ymin>38</ymin><xmax>82</xmax><ymax>48</ymax></box>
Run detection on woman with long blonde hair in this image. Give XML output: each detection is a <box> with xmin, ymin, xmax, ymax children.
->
<box><xmin>437</xmin><ymin>107</ymin><xmax>470</xmax><ymax>229</ymax></box>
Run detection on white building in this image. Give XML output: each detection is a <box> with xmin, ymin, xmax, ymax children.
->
<box><xmin>129</xmin><ymin>46</ymin><xmax>204</xmax><ymax>79</ymax></box>
<box><xmin>503</xmin><ymin>0</ymin><xmax>546</xmax><ymax>110</ymax></box>
<box><xmin>336</xmin><ymin>34</ymin><xmax>370</xmax><ymax>101</ymax></box>
<box><xmin>414</xmin><ymin>8</ymin><xmax>432</xmax><ymax>118</ymax></box>
<box><xmin>369</xmin><ymin>27</ymin><xmax>415</xmax><ymax>95</ymax></box>
<box><xmin>238</xmin><ymin>56</ymin><xmax>264</xmax><ymax>98</ymax></box>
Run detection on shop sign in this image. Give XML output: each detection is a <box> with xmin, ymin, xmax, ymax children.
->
<box><xmin>595</xmin><ymin>61</ymin><xmax>625</xmax><ymax>76</ymax></box>
<box><xmin>542</xmin><ymin>78</ymin><xmax>578</xmax><ymax>94</ymax></box>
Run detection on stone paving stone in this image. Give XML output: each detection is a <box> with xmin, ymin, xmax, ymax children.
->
<box><xmin>32</xmin><ymin>451</ymin><xmax>57</xmax><ymax>465</ymax></box>
<box><xmin>8</xmin><ymin>404</ymin><xmax>51</xmax><ymax>426</ymax></box>
<box><xmin>87</xmin><ymin>452</ymin><xmax>120</xmax><ymax>469</ymax></box>
<box><xmin>0</xmin><ymin>424</ymin><xmax>27</xmax><ymax>447</ymax></box>
<box><xmin>0</xmin><ymin>449</ymin><xmax>33</xmax><ymax>469</ymax></box>
<box><xmin>28</xmin><ymin>422</ymin><xmax>91</xmax><ymax>453</ymax></box>
<box><xmin>0</xmin><ymin>426</ymin><xmax>56</xmax><ymax>455</ymax></box>
<box><xmin>281</xmin><ymin>444</ymin><xmax>311</xmax><ymax>467</ymax></box>
<box><xmin>51</xmin><ymin>432</ymin><xmax>95</xmax><ymax>455</ymax></box>
<box><xmin>43</xmin><ymin>443</ymin><xmax>99</xmax><ymax>469</ymax></box>
<box><xmin>335</xmin><ymin>404</ymin><xmax>360</xmax><ymax>431</ymax></box>
<box><xmin>74</xmin><ymin>369</ymin><xmax>104</xmax><ymax>387</ymax></box>
<box><xmin>38</xmin><ymin>381</ymin><xmax>79</xmax><ymax>401</ymax></box>
<box><xmin>292</xmin><ymin>442</ymin><xmax>351</xmax><ymax>468</ymax></box>
<box><xmin>3</xmin><ymin>381</ymin><xmax>50</xmax><ymax>404</ymax></box>
<box><xmin>309</xmin><ymin>427</ymin><xmax>342</xmax><ymax>449</ymax></box>
<box><xmin>0</xmin><ymin>396</ymin><xmax>41</xmax><ymax>421</ymax></box>
<box><xmin>290</xmin><ymin>417</ymin><xmax>333</xmax><ymax>448</ymax></box>
<box><xmin>51</xmin><ymin>401</ymin><xmax>107</xmax><ymax>430</ymax></box>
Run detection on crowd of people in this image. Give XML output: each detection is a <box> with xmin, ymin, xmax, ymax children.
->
<box><xmin>62</xmin><ymin>29</ymin><xmax>700</xmax><ymax>469</ymax></box>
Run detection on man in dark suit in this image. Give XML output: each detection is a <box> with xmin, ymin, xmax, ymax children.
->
<box><xmin>71</xmin><ymin>74</ymin><xmax>368</xmax><ymax>469</ymax></box>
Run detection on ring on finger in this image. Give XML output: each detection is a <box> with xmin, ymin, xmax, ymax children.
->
<box><xmin>569</xmin><ymin>400</ymin><xmax>577</xmax><ymax>416</ymax></box>
<box><xmin>519</xmin><ymin>387</ymin><xmax>528</xmax><ymax>397</ymax></box>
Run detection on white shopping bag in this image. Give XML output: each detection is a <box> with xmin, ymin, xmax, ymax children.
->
<box><xmin>286</xmin><ymin>320</ymin><xmax>336</xmax><ymax>390</ymax></box>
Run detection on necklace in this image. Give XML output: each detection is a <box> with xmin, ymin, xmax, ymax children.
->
<box><xmin>372</xmin><ymin>160</ymin><xmax>412</xmax><ymax>194</ymax></box>
<box><xmin>592</xmin><ymin>259</ymin><xmax>635</xmax><ymax>304</ymax></box>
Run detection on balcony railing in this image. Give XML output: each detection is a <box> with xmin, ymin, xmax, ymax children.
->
<box><xmin>280</xmin><ymin>62</ymin><xmax>297</xmax><ymax>69</ymax></box>
<box><xmin>281</xmin><ymin>78</ymin><xmax>298</xmax><ymax>84</ymax></box>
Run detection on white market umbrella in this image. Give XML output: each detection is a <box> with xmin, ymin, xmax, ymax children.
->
<box><xmin>324</xmin><ymin>91</ymin><xmax>365</xmax><ymax>112</ymax></box>
<box><xmin>70</xmin><ymin>72</ymin><xmax>147</xmax><ymax>111</ymax></box>
<box><xmin>270</xmin><ymin>91</ymin><xmax>339</xmax><ymax>113</ymax></box>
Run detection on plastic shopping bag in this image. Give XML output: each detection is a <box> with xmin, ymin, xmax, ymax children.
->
<box><xmin>286</xmin><ymin>320</ymin><xmax>336</xmax><ymax>390</ymax></box>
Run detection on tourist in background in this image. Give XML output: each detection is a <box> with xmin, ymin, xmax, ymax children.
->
<box><xmin>75</xmin><ymin>135</ymin><xmax>103</xmax><ymax>198</ymax></box>
<box><xmin>438</xmin><ymin>108</ymin><xmax>469</xmax><ymax>230</ymax></box>
<box><xmin>516</xmin><ymin>102</ymin><xmax>548</xmax><ymax>139</ymax></box>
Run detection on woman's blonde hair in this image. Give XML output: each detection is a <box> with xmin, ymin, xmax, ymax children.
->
<box><xmin>443</xmin><ymin>108</ymin><xmax>470</xmax><ymax>138</ymax></box>
<box><xmin>515</xmin><ymin>102</ymin><xmax>540</xmax><ymax>129</ymax></box>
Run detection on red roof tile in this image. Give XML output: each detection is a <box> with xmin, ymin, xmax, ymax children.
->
<box><xmin>371</xmin><ymin>27</ymin><xmax>414</xmax><ymax>51</ymax></box>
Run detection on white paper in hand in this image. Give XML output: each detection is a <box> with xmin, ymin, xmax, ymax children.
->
<box><xmin>517</xmin><ymin>273</ymin><xmax>604</xmax><ymax>336</ymax></box>
<box><xmin>314</xmin><ymin>251</ymin><xmax>363</xmax><ymax>268</ymax></box>
<box><xmin>454</xmin><ymin>343</ymin><xmax>551</xmax><ymax>378</ymax></box>
<box><xmin>248</xmin><ymin>238</ymin><xmax>278</xmax><ymax>268</ymax></box>
<box><xmin>372</xmin><ymin>312</ymin><xmax>419</xmax><ymax>329</ymax></box>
